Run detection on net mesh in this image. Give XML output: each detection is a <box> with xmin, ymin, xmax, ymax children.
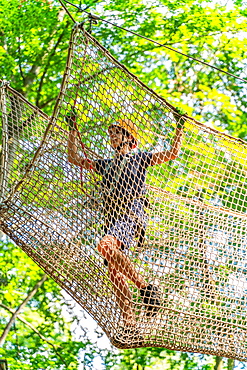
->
<box><xmin>1</xmin><ymin>24</ymin><xmax>247</xmax><ymax>358</ymax></box>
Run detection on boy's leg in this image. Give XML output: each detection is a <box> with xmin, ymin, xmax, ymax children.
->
<box><xmin>97</xmin><ymin>234</ymin><xmax>147</xmax><ymax>289</ymax></box>
<box><xmin>97</xmin><ymin>235</ymin><xmax>161</xmax><ymax>317</ymax></box>
<box><xmin>108</xmin><ymin>264</ymin><xmax>135</xmax><ymax>325</ymax></box>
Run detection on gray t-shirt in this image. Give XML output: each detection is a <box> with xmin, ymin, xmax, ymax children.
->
<box><xmin>95</xmin><ymin>152</ymin><xmax>153</xmax><ymax>200</ymax></box>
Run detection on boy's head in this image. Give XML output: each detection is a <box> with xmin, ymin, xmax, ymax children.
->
<box><xmin>108</xmin><ymin>119</ymin><xmax>138</xmax><ymax>151</ymax></box>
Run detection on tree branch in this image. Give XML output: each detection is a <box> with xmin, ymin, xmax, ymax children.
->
<box><xmin>35</xmin><ymin>22</ymin><xmax>69</xmax><ymax>108</ymax></box>
<box><xmin>0</xmin><ymin>274</ymin><xmax>48</xmax><ymax>346</ymax></box>
<box><xmin>18</xmin><ymin>37</ymin><xmax>25</xmax><ymax>84</ymax></box>
<box><xmin>23</xmin><ymin>64</ymin><xmax>41</xmax><ymax>88</ymax></box>
<box><xmin>19</xmin><ymin>9</ymin><xmax>67</xmax><ymax>94</ymax></box>
<box><xmin>39</xmin><ymin>97</ymin><xmax>58</xmax><ymax>109</ymax></box>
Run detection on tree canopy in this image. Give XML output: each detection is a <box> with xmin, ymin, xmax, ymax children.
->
<box><xmin>1</xmin><ymin>0</ymin><xmax>246</xmax><ymax>136</ymax></box>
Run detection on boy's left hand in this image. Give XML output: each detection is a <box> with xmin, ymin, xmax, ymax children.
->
<box><xmin>174</xmin><ymin>107</ymin><xmax>186</xmax><ymax>130</ymax></box>
<box><xmin>176</xmin><ymin>118</ymin><xmax>185</xmax><ymax>131</ymax></box>
<box><xmin>65</xmin><ymin>109</ymin><xmax>77</xmax><ymax>131</ymax></box>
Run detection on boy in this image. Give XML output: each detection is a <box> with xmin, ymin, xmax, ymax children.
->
<box><xmin>67</xmin><ymin>115</ymin><xmax>183</xmax><ymax>343</ymax></box>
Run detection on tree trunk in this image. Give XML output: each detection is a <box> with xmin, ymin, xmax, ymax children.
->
<box><xmin>0</xmin><ymin>274</ymin><xmax>47</xmax><ymax>346</ymax></box>
<box><xmin>0</xmin><ymin>89</ymin><xmax>24</xmax><ymax>203</ymax></box>
<box><xmin>227</xmin><ymin>358</ymin><xmax>235</xmax><ymax>370</ymax></box>
<box><xmin>0</xmin><ymin>359</ymin><xmax>8</xmax><ymax>370</ymax></box>
<box><xmin>214</xmin><ymin>356</ymin><xmax>224</xmax><ymax>370</ymax></box>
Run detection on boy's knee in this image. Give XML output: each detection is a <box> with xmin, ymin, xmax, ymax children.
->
<box><xmin>97</xmin><ymin>235</ymin><xmax>117</xmax><ymax>256</ymax></box>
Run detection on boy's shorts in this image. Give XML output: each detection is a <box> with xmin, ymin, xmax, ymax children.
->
<box><xmin>105</xmin><ymin>199</ymin><xmax>148</xmax><ymax>250</ymax></box>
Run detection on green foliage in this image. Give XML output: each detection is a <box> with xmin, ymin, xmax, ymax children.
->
<box><xmin>0</xmin><ymin>238</ymin><xmax>99</xmax><ymax>370</ymax></box>
<box><xmin>0</xmin><ymin>0</ymin><xmax>71</xmax><ymax>110</ymax></box>
<box><xmin>92</xmin><ymin>0</ymin><xmax>246</xmax><ymax>138</ymax></box>
<box><xmin>105</xmin><ymin>347</ymin><xmax>215</xmax><ymax>369</ymax></box>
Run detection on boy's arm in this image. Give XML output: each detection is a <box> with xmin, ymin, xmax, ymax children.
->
<box><xmin>151</xmin><ymin>121</ymin><xmax>184</xmax><ymax>166</ymax></box>
<box><xmin>67</xmin><ymin>129</ymin><xmax>96</xmax><ymax>171</ymax></box>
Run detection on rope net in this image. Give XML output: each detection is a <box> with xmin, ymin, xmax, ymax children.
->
<box><xmin>1</xmin><ymin>24</ymin><xmax>247</xmax><ymax>359</ymax></box>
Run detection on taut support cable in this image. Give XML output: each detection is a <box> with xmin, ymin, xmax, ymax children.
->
<box><xmin>61</xmin><ymin>0</ymin><xmax>247</xmax><ymax>83</ymax></box>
